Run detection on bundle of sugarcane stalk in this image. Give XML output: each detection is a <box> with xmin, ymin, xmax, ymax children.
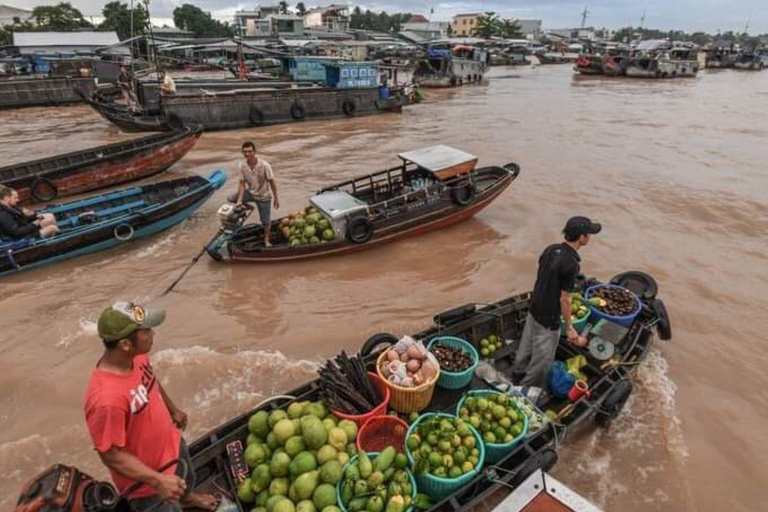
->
<box><xmin>318</xmin><ymin>351</ymin><xmax>382</xmax><ymax>415</ymax></box>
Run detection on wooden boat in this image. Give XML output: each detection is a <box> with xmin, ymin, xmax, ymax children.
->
<box><xmin>0</xmin><ymin>170</ymin><xmax>226</xmax><ymax>276</ymax></box>
<box><xmin>733</xmin><ymin>53</ymin><xmax>765</xmax><ymax>70</ymax></box>
<box><xmin>626</xmin><ymin>43</ymin><xmax>699</xmax><ymax>78</ymax></box>
<box><xmin>574</xmin><ymin>54</ymin><xmax>604</xmax><ymax>75</ymax></box>
<box><xmin>205</xmin><ymin>145</ymin><xmax>519</xmax><ymax>263</ymax></box>
<box><xmin>35</xmin><ymin>271</ymin><xmax>664</xmax><ymax>511</ymax></box>
<box><xmin>82</xmin><ymin>81</ymin><xmax>403</xmax><ymax>133</ymax></box>
<box><xmin>0</xmin><ymin>126</ymin><xmax>202</xmax><ymax>204</ymax></box>
<box><xmin>413</xmin><ymin>45</ymin><xmax>488</xmax><ymax>88</ymax></box>
<box><xmin>536</xmin><ymin>52</ymin><xmax>573</xmax><ymax>64</ymax></box>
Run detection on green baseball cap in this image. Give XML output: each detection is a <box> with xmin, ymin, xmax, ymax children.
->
<box><xmin>98</xmin><ymin>301</ymin><xmax>166</xmax><ymax>342</ymax></box>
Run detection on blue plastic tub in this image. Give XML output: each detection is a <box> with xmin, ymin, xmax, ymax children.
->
<box><xmin>427</xmin><ymin>336</ymin><xmax>479</xmax><ymax>390</ymax></box>
<box><xmin>585</xmin><ymin>284</ymin><xmax>641</xmax><ymax>327</ymax></box>
<box><xmin>456</xmin><ymin>390</ymin><xmax>529</xmax><ymax>464</ymax></box>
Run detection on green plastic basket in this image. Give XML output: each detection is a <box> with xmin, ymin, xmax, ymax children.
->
<box><xmin>404</xmin><ymin>413</ymin><xmax>486</xmax><ymax>501</ymax></box>
<box><xmin>427</xmin><ymin>336</ymin><xmax>479</xmax><ymax>389</ymax></box>
<box><xmin>337</xmin><ymin>451</ymin><xmax>416</xmax><ymax>512</ymax></box>
<box><xmin>456</xmin><ymin>390</ymin><xmax>529</xmax><ymax>464</ymax></box>
<box><xmin>560</xmin><ymin>295</ymin><xmax>592</xmax><ymax>336</ymax></box>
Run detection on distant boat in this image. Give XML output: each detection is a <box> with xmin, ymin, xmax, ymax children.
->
<box><xmin>626</xmin><ymin>43</ymin><xmax>699</xmax><ymax>78</ymax></box>
<box><xmin>0</xmin><ymin>126</ymin><xmax>201</xmax><ymax>204</ymax></box>
<box><xmin>733</xmin><ymin>52</ymin><xmax>765</xmax><ymax>70</ymax></box>
<box><xmin>0</xmin><ymin>170</ymin><xmax>226</xmax><ymax>276</ymax></box>
<box><xmin>413</xmin><ymin>44</ymin><xmax>489</xmax><ymax>87</ymax></box>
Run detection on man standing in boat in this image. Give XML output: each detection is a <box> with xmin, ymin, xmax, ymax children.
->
<box><xmin>512</xmin><ymin>217</ymin><xmax>599</xmax><ymax>390</ymax></box>
<box><xmin>229</xmin><ymin>141</ymin><xmax>280</xmax><ymax>246</ymax></box>
<box><xmin>83</xmin><ymin>302</ymin><xmax>216</xmax><ymax>512</ymax></box>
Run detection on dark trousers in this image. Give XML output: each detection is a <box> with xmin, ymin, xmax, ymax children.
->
<box><xmin>129</xmin><ymin>439</ymin><xmax>195</xmax><ymax>512</ymax></box>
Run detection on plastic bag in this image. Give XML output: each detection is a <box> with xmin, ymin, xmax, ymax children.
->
<box><xmin>565</xmin><ymin>355</ymin><xmax>588</xmax><ymax>381</ymax></box>
<box><xmin>384</xmin><ymin>336</ymin><xmax>438</xmax><ymax>388</ymax></box>
<box><xmin>548</xmin><ymin>361</ymin><xmax>576</xmax><ymax>399</ymax></box>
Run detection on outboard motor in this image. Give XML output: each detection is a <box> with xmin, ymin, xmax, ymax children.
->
<box><xmin>216</xmin><ymin>204</ymin><xmax>249</xmax><ymax>233</ymax></box>
<box><xmin>15</xmin><ymin>465</ymin><xmax>119</xmax><ymax>512</ymax></box>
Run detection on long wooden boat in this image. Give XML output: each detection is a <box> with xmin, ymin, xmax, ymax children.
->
<box><xmin>41</xmin><ymin>271</ymin><xmax>666</xmax><ymax>511</ymax></box>
<box><xmin>0</xmin><ymin>170</ymin><xmax>226</xmax><ymax>276</ymax></box>
<box><xmin>205</xmin><ymin>145</ymin><xmax>519</xmax><ymax>263</ymax></box>
<box><xmin>82</xmin><ymin>84</ymin><xmax>403</xmax><ymax>133</ymax></box>
<box><xmin>0</xmin><ymin>126</ymin><xmax>202</xmax><ymax>204</ymax></box>
<box><xmin>733</xmin><ymin>53</ymin><xmax>765</xmax><ymax>70</ymax></box>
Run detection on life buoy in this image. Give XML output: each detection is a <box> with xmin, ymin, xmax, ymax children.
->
<box><xmin>290</xmin><ymin>102</ymin><xmax>306</xmax><ymax>120</ymax></box>
<box><xmin>451</xmin><ymin>182</ymin><xmax>476</xmax><ymax>206</ymax></box>
<box><xmin>165</xmin><ymin>113</ymin><xmax>183</xmax><ymax>130</ymax></box>
<box><xmin>595</xmin><ymin>379</ymin><xmax>633</xmax><ymax>427</ymax></box>
<box><xmin>30</xmin><ymin>177</ymin><xmax>58</xmax><ymax>202</ymax></box>
<box><xmin>347</xmin><ymin>217</ymin><xmax>373</xmax><ymax>244</ymax></box>
<box><xmin>342</xmin><ymin>98</ymin><xmax>356</xmax><ymax>116</ymax></box>
<box><xmin>249</xmin><ymin>106</ymin><xmax>265</xmax><ymax>126</ymax></box>
<box><xmin>114</xmin><ymin>223</ymin><xmax>134</xmax><ymax>241</ymax></box>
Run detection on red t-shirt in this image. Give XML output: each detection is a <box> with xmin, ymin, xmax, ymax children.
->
<box><xmin>84</xmin><ymin>354</ymin><xmax>181</xmax><ymax>499</ymax></box>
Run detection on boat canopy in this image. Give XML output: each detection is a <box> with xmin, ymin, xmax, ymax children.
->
<box><xmin>398</xmin><ymin>145</ymin><xmax>478</xmax><ymax>180</ymax></box>
<box><xmin>427</xmin><ymin>48</ymin><xmax>451</xmax><ymax>60</ymax></box>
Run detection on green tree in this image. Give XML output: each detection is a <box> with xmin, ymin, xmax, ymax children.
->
<box><xmin>499</xmin><ymin>19</ymin><xmax>523</xmax><ymax>38</ymax></box>
<box><xmin>33</xmin><ymin>2</ymin><xmax>92</xmax><ymax>30</ymax></box>
<box><xmin>296</xmin><ymin>2</ymin><xmax>307</xmax><ymax>16</ymax></box>
<box><xmin>100</xmin><ymin>1</ymin><xmax>149</xmax><ymax>40</ymax></box>
<box><xmin>173</xmin><ymin>4</ymin><xmax>233</xmax><ymax>37</ymax></box>
<box><xmin>472</xmin><ymin>11</ymin><xmax>500</xmax><ymax>38</ymax></box>
<box><xmin>278</xmin><ymin>1</ymin><xmax>289</xmax><ymax>15</ymax></box>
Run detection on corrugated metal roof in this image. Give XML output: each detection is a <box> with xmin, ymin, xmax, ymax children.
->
<box><xmin>13</xmin><ymin>31</ymin><xmax>120</xmax><ymax>48</ymax></box>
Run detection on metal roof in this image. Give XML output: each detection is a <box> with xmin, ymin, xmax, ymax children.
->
<box><xmin>13</xmin><ymin>31</ymin><xmax>120</xmax><ymax>48</ymax></box>
<box><xmin>398</xmin><ymin>145</ymin><xmax>477</xmax><ymax>172</ymax></box>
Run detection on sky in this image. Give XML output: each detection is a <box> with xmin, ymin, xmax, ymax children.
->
<box><xmin>10</xmin><ymin>0</ymin><xmax>767</xmax><ymax>35</ymax></box>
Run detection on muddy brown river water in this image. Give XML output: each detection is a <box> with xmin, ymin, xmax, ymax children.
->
<box><xmin>1</xmin><ymin>66</ymin><xmax>767</xmax><ymax>512</ymax></box>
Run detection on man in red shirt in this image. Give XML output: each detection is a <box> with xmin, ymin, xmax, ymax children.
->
<box><xmin>84</xmin><ymin>302</ymin><xmax>216</xmax><ymax>512</ymax></box>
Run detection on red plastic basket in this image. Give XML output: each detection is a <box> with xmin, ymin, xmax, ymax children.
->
<box><xmin>331</xmin><ymin>372</ymin><xmax>390</xmax><ymax>427</ymax></box>
<box><xmin>357</xmin><ymin>415</ymin><xmax>410</xmax><ymax>453</ymax></box>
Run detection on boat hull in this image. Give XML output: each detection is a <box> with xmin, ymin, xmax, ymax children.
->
<box><xmin>0</xmin><ymin>77</ymin><xmax>115</xmax><ymax>109</ymax></box>
<box><xmin>0</xmin><ymin>171</ymin><xmax>226</xmax><ymax>276</ymax></box>
<box><xmin>413</xmin><ymin>57</ymin><xmax>487</xmax><ymax>88</ymax></box>
<box><xmin>86</xmin><ymin>87</ymin><xmax>402</xmax><ymax>133</ymax></box>
<box><xmin>219</xmin><ymin>166</ymin><xmax>516</xmax><ymax>263</ymax></box>
<box><xmin>626</xmin><ymin>59</ymin><xmax>698</xmax><ymax>78</ymax></box>
<box><xmin>1</xmin><ymin>126</ymin><xmax>202</xmax><ymax>204</ymax></box>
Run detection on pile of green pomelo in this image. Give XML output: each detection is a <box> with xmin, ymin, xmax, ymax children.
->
<box><xmin>280</xmin><ymin>207</ymin><xmax>336</xmax><ymax>246</ymax></box>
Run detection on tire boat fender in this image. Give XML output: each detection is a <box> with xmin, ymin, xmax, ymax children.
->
<box><xmin>30</xmin><ymin>177</ymin><xmax>58</xmax><ymax>202</ymax></box>
<box><xmin>249</xmin><ymin>106</ymin><xmax>265</xmax><ymax>126</ymax></box>
<box><xmin>290</xmin><ymin>102</ymin><xmax>306</xmax><ymax>120</ymax></box>
<box><xmin>360</xmin><ymin>332</ymin><xmax>399</xmax><ymax>358</ymax></box>
<box><xmin>342</xmin><ymin>98</ymin><xmax>357</xmax><ymax>116</ymax></box>
<box><xmin>451</xmin><ymin>181</ymin><xmax>476</xmax><ymax>206</ymax></box>
<box><xmin>347</xmin><ymin>216</ymin><xmax>373</xmax><ymax>244</ymax></box>
<box><xmin>165</xmin><ymin>112</ymin><xmax>184</xmax><ymax>130</ymax></box>
<box><xmin>651</xmin><ymin>298</ymin><xmax>672</xmax><ymax>341</ymax></box>
<box><xmin>595</xmin><ymin>378</ymin><xmax>633</xmax><ymax>427</ymax></box>
<box><xmin>114</xmin><ymin>223</ymin><xmax>134</xmax><ymax>241</ymax></box>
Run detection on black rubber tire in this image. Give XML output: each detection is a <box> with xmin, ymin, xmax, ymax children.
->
<box><xmin>652</xmin><ymin>298</ymin><xmax>672</xmax><ymax>341</ymax></box>
<box><xmin>165</xmin><ymin>113</ymin><xmax>183</xmax><ymax>130</ymax></box>
<box><xmin>290</xmin><ymin>102</ymin><xmax>306</xmax><ymax>120</ymax></box>
<box><xmin>114</xmin><ymin>223</ymin><xmax>134</xmax><ymax>241</ymax></box>
<box><xmin>451</xmin><ymin>182</ymin><xmax>476</xmax><ymax>206</ymax></box>
<box><xmin>539</xmin><ymin>448</ymin><xmax>559</xmax><ymax>472</ymax></box>
<box><xmin>342</xmin><ymin>98</ymin><xmax>357</xmax><ymax>116</ymax></box>
<box><xmin>249</xmin><ymin>106</ymin><xmax>265</xmax><ymax>126</ymax></box>
<box><xmin>30</xmin><ymin>177</ymin><xmax>58</xmax><ymax>202</ymax></box>
<box><xmin>361</xmin><ymin>332</ymin><xmax>399</xmax><ymax>357</ymax></box>
<box><xmin>610</xmin><ymin>270</ymin><xmax>658</xmax><ymax>301</ymax></box>
<box><xmin>347</xmin><ymin>217</ymin><xmax>373</xmax><ymax>244</ymax></box>
<box><xmin>596</xmin><ymin>379</ymin><xmax>633</xmax><ymax>427</ymax></box>
<box><xmin>450</xmin><ymin>76</ymin><xmax>457</xmax><ymax>87</ymax></box>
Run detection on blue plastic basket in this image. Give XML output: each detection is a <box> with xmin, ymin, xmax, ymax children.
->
<box><xmin>585</xmin><ymin>284</ymin><xmax>641</xmax><ymax>327</ymax></box>
<box><xmin>456</xmin><ymin>390</ymin><xmax>529</xmax><ymax>464</ymax></box>
<box><xmin>337</xmin><ymin>451</ymin><xmax>416</xmax><ymax>512</ymax></box>
<box><xmin>427</xmin><ymin>336</ymin><xmax>479</xmax><ymax>390</ymax></box>
<box><xmin>404</xmin><ymin>413</ymin><xmax>485</xmax><ymax>501</ymax></box>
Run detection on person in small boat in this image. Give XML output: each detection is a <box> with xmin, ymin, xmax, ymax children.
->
<box><xmin>84</xmin><ymin>302</ymin><xmax>217</xmax><ymax>512</ymax></box>
<box><xmin>118</xmin><ymin>64</ymin><xmax>137</xmax><ymax>107</ymax></box>
<box><xmin>158</xmin><ymin>70</ymin><xmax>176</xmax><ymax>96</ymax></box>
<box><xmin>0</xmin><ymin>186</ymin><xmax>59</xmax><ymax>240</ymax></box>
<box><xmin>512</xmin><ymin>216</ymin><xmax>600</xmax><ymax>389</ymax></box>
<box><xmin>228</xmin><ymin>141</ymin><xmax>280</xmax><ymax>247</ymax></box>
